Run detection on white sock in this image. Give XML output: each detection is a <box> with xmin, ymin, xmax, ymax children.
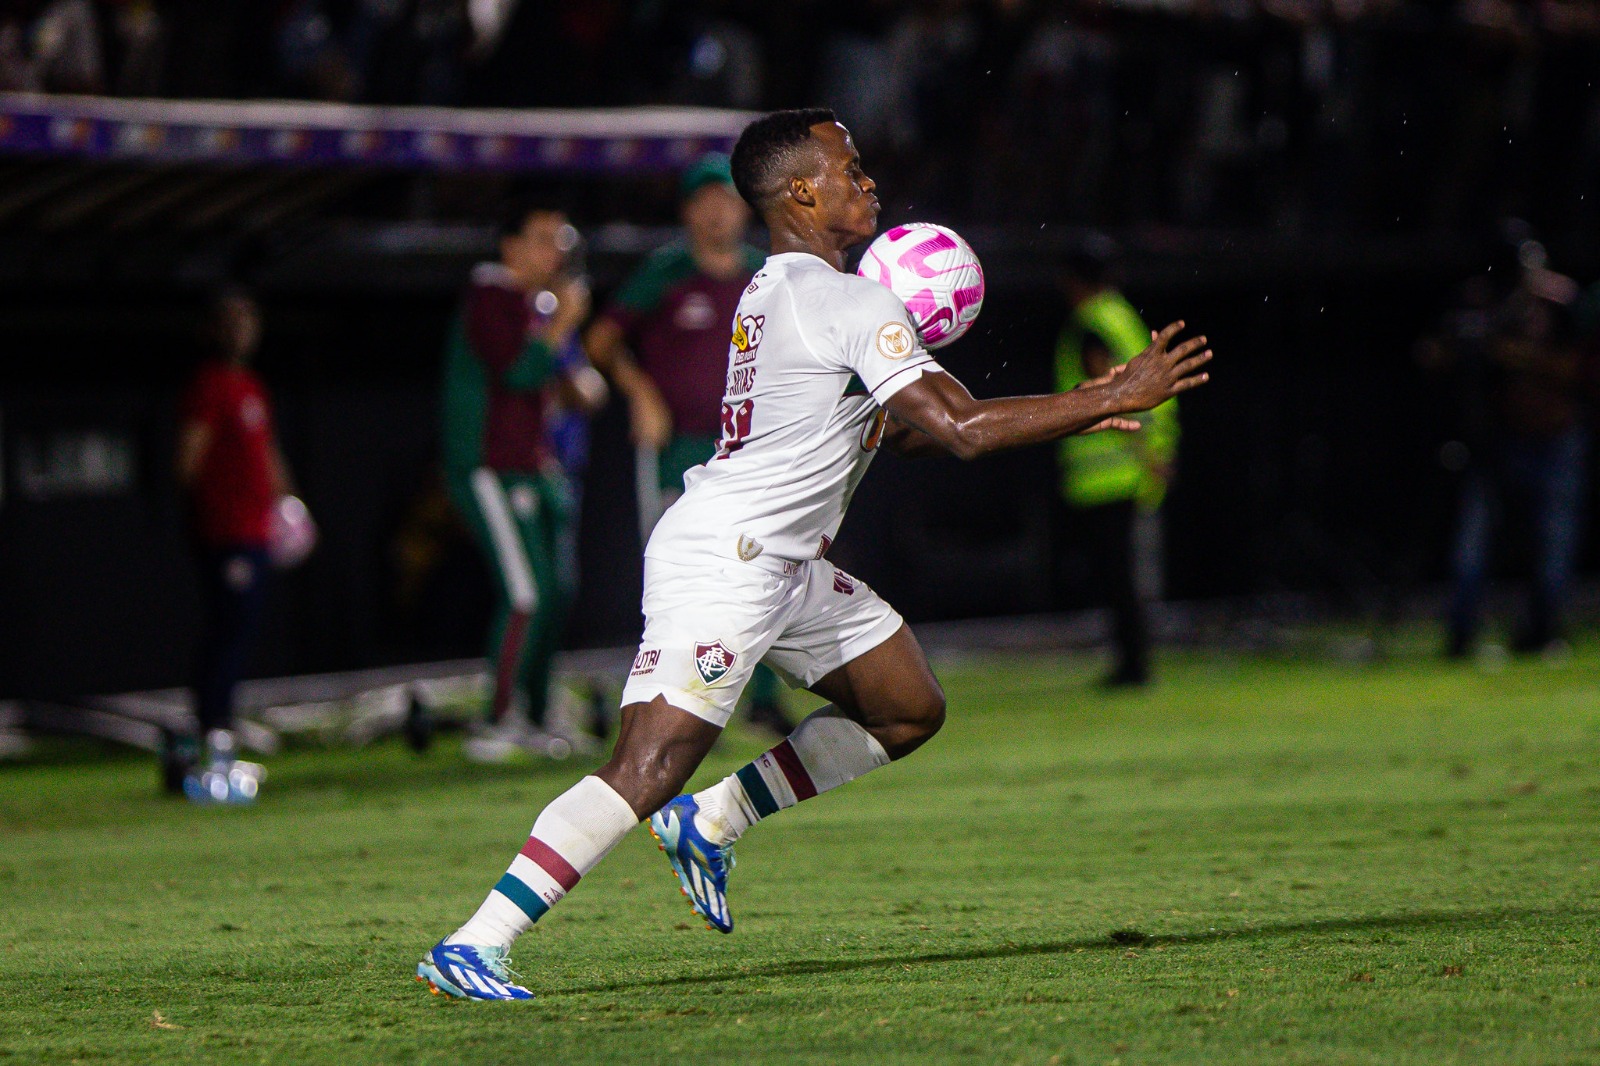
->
<box><xmin>447</xmin><ymin>775</ymin><xmax>638</xmax><ymax>949</ymax></box>
<box><xmin>693</xmin><ymin>706</ymin><xmax>889</xmax><ymax>846</ymax></box>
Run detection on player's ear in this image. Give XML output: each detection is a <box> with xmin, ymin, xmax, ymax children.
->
<box><xmin>789</xmin><ymin>176</ymin><xmax>816</xmax><ymax>208</ymax></box>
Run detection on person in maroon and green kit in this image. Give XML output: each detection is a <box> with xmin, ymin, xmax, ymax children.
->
<box><xmin>443</xmin><ymin>205</ymin><xmax>605</xmax><ymax>761</ymax></box>
<box><xmin>584</xmin><ymin>152</ymin><xmax>793</xmax><ymax>736</ymax></box>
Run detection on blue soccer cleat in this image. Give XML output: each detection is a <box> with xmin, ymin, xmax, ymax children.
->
<box><xmin>648</xmin><ymin>795</ymin><xmax>735</xmax><ymax>933</ymax></box>
<box><xmin>415</xmin><ymin>941</ymin><xmax>533</xmax><ymax>1000</ymax></box>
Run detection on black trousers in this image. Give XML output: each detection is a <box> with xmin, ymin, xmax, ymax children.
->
<box><xmin>194</xmin><ymin>545</ymin><xmax>271</xmax><ymax>733</ymax></box>
<box><xmin>1059</xmin><ymin>499</ymin><xmax>1150</xmax><ymax>683</ymax></box>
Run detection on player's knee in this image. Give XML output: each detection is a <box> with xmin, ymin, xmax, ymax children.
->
<box><xmin>598</xmin><ymin>713</ymin><xmax>708</xmax><ymax>815</ymax></box>
<box><xmin>883</xmin><ymin>684</ymin><xmax>945</xmax><ymax>759</ymax></box>
<box><xmin>911</xmin><ymin>686</ymin><xmax>947</xmax><ymax>742</ymax></box>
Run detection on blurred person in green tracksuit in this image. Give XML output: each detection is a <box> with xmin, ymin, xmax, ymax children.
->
<box><xmin>584</xmin><ymin>152</ymin><xmax>793</xmax><ymax>737</ymax></box>
<box><xmin>442</xmin><ymin>203</ymin><xmax>605</xmax><ymax>761</ymax></box>
<box><xmin>1054</xmin><ymin>236</ymin><xmax>1179</xmax><ymax>687</ymax></box>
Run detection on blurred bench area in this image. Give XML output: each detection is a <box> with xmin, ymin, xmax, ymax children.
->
<box><xmin>2</xmin><ymin>0</ymin><xmax>1600</xmax><ymax>702</ymax></box>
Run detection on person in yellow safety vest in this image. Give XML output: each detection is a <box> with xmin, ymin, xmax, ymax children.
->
<box><xmin>1055</xmin><ymin>237</ymin><xmax>1179</xmax><ymax>686</ymax></box>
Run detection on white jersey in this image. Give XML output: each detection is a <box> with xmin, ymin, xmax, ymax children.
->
<box><xmin>647</xmin><ymin>251</ymin><xmax>942</xmax><ymax>568</ymax></box>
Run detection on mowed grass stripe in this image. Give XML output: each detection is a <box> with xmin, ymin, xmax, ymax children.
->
<box><xmin>2</xmin><ymin>642</ymin><xmax>1599</xmax><ymax>1064</ymax></box>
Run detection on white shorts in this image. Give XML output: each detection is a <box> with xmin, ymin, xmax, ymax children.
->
<box><xmin>619</xmin><ymin>555</ymin><xmax>904</xmax><ymax>727</ymax></box>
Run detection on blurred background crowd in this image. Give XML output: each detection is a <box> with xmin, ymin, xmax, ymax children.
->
<box><xmin>4</xmin><ymin>0</ymin><xmax>1600</xmax><ymax>235</ymax></box>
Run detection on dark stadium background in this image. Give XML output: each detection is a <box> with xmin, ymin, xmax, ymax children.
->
<box><xmin>1</xmin><ymin>0</ymin><xmax>1596</xmax><ymax>699</ymax></box>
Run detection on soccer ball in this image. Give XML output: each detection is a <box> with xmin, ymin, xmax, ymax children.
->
<box><xmin>857</xmin><ymin>222</ymin><xmax>985</xmax><ymax>349</ymax></box>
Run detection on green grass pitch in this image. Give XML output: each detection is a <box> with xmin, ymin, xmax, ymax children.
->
<box><xmin>3</xmin><ymin>643</ymin><xmax>1599</xmax><ymax>1064</ymax></box>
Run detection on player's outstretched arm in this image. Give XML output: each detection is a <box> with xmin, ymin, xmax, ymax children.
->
<box><xmin>883</xmin><ymin>321</ymin><xmax>1211</xmax><ymax>461</ymax></box>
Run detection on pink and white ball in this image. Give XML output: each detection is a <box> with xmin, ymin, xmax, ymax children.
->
<box><xmin>857</xmin><ymin>222</ymin><xmax>985</xmax><ymax>350</ymax></box>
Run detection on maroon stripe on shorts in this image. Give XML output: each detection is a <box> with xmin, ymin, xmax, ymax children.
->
<box><xmin>770</xmin><ymin>740</ymin><xmax>817</xmax><ymax>801</ymax></box>
<box><xmin>519</xmin><ymin>836</ymin><xmax>581</xmax><ymax>892</ymax></box>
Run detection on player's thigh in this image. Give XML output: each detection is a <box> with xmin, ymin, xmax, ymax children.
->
<box><xmin>763</xmin><ymin>563</ymin><xmax>901</xmax><ymax>688</ymax></box>
<box><xmin>620</xmin><ymin>558</ymin><xmax>794</xmax><ymax>730</ymax></box>
<box><xmin>764</xmin><ymin>562</ymin><xmax>944</xmax><ymax>754</ymax></box>
<box><xmin>806</xmin><ymin>624</ymin><xmax>945</xmax><ymax>759</ymax></box>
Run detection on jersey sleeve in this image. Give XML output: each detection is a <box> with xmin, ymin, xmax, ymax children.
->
<box><xmin>832</xmin><ymin>281</ymin><xmax>941</xmax><ymax>404</ymax></box>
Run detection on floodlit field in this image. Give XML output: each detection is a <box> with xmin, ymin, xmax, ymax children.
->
<box><xmin>3</xmin><ymin>644</ymin><xmax>1599</xmax><ymax>1065</ymax></box>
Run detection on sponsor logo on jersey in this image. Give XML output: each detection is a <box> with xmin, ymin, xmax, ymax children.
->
<box><xmin>630</xmin><ymin>648</ymin><xmax>660</xmax><ymax>677</ymax></box>
<box><xmin>694</xmin><ymin>640</ymin><xmax>737</xmax><ymax>685</ymax></box>
<box><xmin>736</xmin><ymin>533</ymin><xmax>764</xmax><ymax>561</ymax></box>
<box><xmin>731</xmin><ymin>313</ymin><xmax>765</xmax><ymax>364</ymax></box>
<box><xmin>675</xmin><ymin>291</ymin><xmax>718</xmax><ymax>331</ymax></box>
<box><xmin>875</xmin><ymin>321</ymin><xmax>915</xmax><ymax>360</ymax></box>
<box><xmin>833</xmin><ymin>571</ymin><xmax>857</xmax><ymax>595</ymax></box>
<box><xmin>860</xmin><ymin>407</ymin><xmax>888</xmax><ymax>451</ymax></box>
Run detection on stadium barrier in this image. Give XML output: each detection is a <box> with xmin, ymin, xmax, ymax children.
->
<box><xmin>0</xmin><ymin>93</ymin><xmax>753</xmax><ymax>172</ymax></box>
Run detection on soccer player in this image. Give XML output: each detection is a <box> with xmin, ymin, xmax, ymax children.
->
<box><xmin>175</xmin><ymin>288</ymin><xmax>292</xmax><ymax>803</ymax></box>
<box><xmin>440</xmin><ymin>204</ymin><xmax>604</xmax><ymax>761</ymax></box>
<box><xmin>417</xmin><ymin>109</ymin><xmax>1211</xmax><ymax>999</ymax></box>
<box><xmin>584</xmin><ymin>151</ymin><xmax>794</xmax><ymax>737</ymax></box>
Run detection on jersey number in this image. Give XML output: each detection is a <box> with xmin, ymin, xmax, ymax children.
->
<box><xmin>715</xmin><ymin>399</ymin><xmax>754</xmax><ymax>459</ymax></box>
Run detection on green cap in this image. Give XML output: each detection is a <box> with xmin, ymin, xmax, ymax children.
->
<box><xmin>680</xmin><ymin>152</ymin><xmax>735</xmax><ymax>199</ymax></box>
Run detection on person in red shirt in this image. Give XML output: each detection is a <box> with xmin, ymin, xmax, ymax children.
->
<box><xmin>175</xmin><ymin>288</ymin><xmax>294</xmax><ymax>802</ymax></box>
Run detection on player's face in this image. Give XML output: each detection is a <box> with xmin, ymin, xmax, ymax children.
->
<box><xmin>807</xmin><ymin>122</ymin><xmax>880</xmax><ymax>245</ymax></box>
<box><xmin>503</xmin><ymin>211</ymin><xmax>572</xmax><ymax>289</ymax></box>
<box><xmin>683</xmin><ymin>182</ymin><xmax>751</xmax><ymax>251</ymax></box>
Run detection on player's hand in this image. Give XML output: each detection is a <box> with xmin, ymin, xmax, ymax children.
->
<box><xmin>1109</xmin><ymin>321</ymin><xmax>1211</xmax><ymax>413</ymax></box>
<box><xmin>544</xmin><ymin>277</ymin><xmax>592</xmax><ymax>341</ymax></box>
<box><xmin>1077</xmin><ymin>366</ymin><xmax>1142</xmax><ymax>431</ymax></box>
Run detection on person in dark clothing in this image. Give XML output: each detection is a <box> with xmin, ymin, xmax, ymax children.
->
<box><xmin>1423</xmin><ymin>240</ymin><xmax>1592</xmax><ymax>658</ymax></box>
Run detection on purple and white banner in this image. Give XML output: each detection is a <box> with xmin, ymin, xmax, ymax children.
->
<box><xmin>0</xmin><ymin>94</ymin><xmax>752</xmax><ymax>173</ymax></box>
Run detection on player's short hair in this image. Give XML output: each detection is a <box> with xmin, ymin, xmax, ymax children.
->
<box><xmin>499</xmin><ymin>197</ymin><xmax>571</xmax><ymax>239</ymax></box>
<box><xmin>730</xmin><ymin>108</ymin><xmax>838</xmax><ymax>213</ymax></box>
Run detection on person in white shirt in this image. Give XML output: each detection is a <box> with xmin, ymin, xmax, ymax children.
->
<box><xmin>415</xmin><ymin>108</ymin><xmax>1212</xmax><ymax>999</ymax></box>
